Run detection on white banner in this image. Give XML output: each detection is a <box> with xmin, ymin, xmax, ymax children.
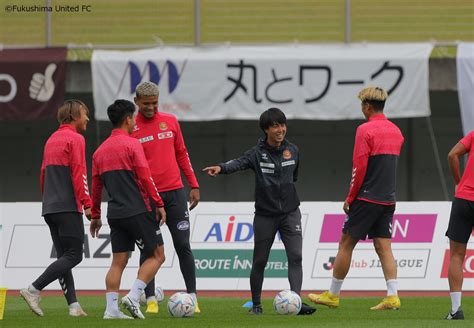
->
<box><xmin>92</xmin><ymin>44</ymin><xmax>433</xmax><ymax>121</ymax></box>
<box><xmin>1</xmin><ymin>202</ymin><xmax>472</xmax><ymax>291</ymax></box>
<box><xmin>0</xmin><ymin>207</ymin><xmax>3</xmax><ymax>286</ymax></box>
<box><xmin>457</xmin><ymin>42</ymin><xmax>474</xmax><ymax>135</ymax></box>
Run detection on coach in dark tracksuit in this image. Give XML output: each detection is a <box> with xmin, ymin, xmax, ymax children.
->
<box><xmin>203</xmin><ymin>108</ymin><xmax>315</xmax><ymax>316</ymax></box>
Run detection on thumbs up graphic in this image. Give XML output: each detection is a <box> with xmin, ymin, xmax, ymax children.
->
<box><xmin>29</xmin><ymin>63</ymin><xmax>57</xmax><ymax>102</ymax></box>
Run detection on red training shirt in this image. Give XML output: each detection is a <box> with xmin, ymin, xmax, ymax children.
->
<box><xmin>132</xmin><ymin>111</ymin><xmax>199</xmax><ymax>192</ymax></box>
<box><xmin>91</xmin><ymin>129</ymin><xmax>164</xmax><ymax>220</ymax></box>
<box><xmin>346</xmin><ymin>113</ymin><xmax>404</xmax><ymax>205</ymax></box>
<box><xmin>40</xmin><ymin>124</ymin><xmax>91</xmax><ymax>215</ymax></box>
<box><xmin>456</xmin><ymin>131</ymin><xmax>474</xmax><ymax>201</ymax></box>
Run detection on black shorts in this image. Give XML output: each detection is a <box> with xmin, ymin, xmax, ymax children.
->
<box><xmin>446</xmin><ymin>197</ymin><xmax>474</xmax><ymax>244</ymax></box>
<box><xmin>343</xmin><ymin>199</ymin><xmax>395</xmax><ymax>240</ymax></box>
<box><xmin>44</xmin><ymin>212</ymin><xmax>84</xmax><ymax>241</ymax></box>
<box><xmin>160</xmin><ymin>188</ymin><xmax>190</xmax><ymax>233</ymax></box>
<box><xmin>108</xmin><ymin>212</ymin><xmax>163</xmax><ymax>255</ymax></box>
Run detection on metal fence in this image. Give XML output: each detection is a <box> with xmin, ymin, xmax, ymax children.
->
<box><xmin>0</xmin><ymin>0</ymin><xmax>473</xmax><ymax>47</ymax></box>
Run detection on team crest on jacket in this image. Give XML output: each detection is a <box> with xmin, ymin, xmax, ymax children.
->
<box><xmin>159</xmin><ymin>122</ymin><xmax>168</xmax><ymax>131</ymax></box>
<box><xmin>283</xmin><ymin>149</ymin><xmax>292</xmax><ymax>159</ymax></box>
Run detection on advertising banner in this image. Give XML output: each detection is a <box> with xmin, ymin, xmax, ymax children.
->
<box><xmin>92</xmin><ymin>44</ymin><xmax>432</xmax><ymax>121</ymax></box>
<box><xmin>1</xmin><ymin>202</ymin><xmax>471</xmax><ymax>291</ymax></box>
<box><xmin>0</xmin><ymin>48</ymin><xmax>67</xmax><ymax>120</ymax></box>
<box><xmin>456</xmin><ymin>42</ymin><xmax>474</xmax><ymax>135</ymax></box>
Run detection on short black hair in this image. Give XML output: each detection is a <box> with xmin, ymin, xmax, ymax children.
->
<box><xmin>107</xmin><ymin>99</ymin><xmax>135</xmax><ymax>127</ymax></box>
<box><xmin>259</xmin><ymin>107</ymin><xmax>286</xmax><ymax>132</ymax></box>
<box><xmin>363</xmin><ymin>99</ymin><xmax>385</xmax><ymax>111</ymax></box>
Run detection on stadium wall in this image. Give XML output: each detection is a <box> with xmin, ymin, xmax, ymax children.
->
<box><xmin>0</xmin><ymin>58</ymin><xmax>463</xmax><ymax>202</ymax></box>
<box><xmin>1</xmin><ymin>201</ymin><xmax>472</xmax><ymax>291</ymax></box>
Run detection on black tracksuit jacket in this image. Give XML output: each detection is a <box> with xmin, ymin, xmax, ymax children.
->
<box><xmin>219</xmin><ymin>138</ymin><xmax>300</xmax><ymax>216</ymax></box>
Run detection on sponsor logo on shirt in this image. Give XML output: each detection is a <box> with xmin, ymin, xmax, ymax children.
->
<box><xmin>261</xmin><ymin>153</ymin><xmax>268</xmax><ymax>160</ymax></box>
<box><xmin>259</xmin><ymin>162</ymin><xmax>275</xmax><ymax>168</ymax></box>
<box><xmin>261</xmin><ymin>168</ymin><xmax>274</xmax><ymax>174</ymax></box>
<box><xmin>159</xmin><ymin>122</ymin><xmax>168</xmax><ymax>131</ymax></box>
<box><xmin>283</xmin><ymin>149</ymin><xmax>292</xmax><ymax>159</ymax></box>
<box><xmin>177</xmin><ymin>220</ymin><xmax>190</xmax><ymax>231</ymax></box>
<box><xmin>281</xmin><ymin>160</ymin><xmax>295</xmax><ymax>167</ymax></box>
<box><xmin>157</xmin><ymin>131</ymin><xmax>173</xmax><ymax>140</ymax></box>
<box><xmin>139</xmin><ymin>135</ymin><xmax>154</xmax><ymax>143</ymax></box>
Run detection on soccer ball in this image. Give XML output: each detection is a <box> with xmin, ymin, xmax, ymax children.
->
<box><xmin>273</xmin><ymin>290</ymin><xmax>302</xmax><ymax>315</ymax></box>
<box><xmin>155</xmin><ymin>286</ymin><xmax>165</xmax><ymax>303</ymax></box>
<box><xmin>139</xmin><ymin>286</ymin><xmax>165</xmax><ymax>306</ymax></box>
<box><xmin>167</xmin><ymin>292</ymin><xmax>195</xmax><ymax>317</ymax></box>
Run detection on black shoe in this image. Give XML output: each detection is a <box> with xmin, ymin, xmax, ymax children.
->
<box><xmin>445</xmin><ymin>308</ymin><xmax>464</xmax><ymax>320</ymax></box>
<box><xmin>298</xmin><ymin>303</ymin><xmax>316</xmax><ymax>315</ymax></box>
<box><xmin>249</xmin><ymin>305</ymin><xmax>263</xmax><ymax>315</ymax></box>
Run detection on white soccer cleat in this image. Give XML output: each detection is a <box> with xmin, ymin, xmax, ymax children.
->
<box><xmin>69</xmin><ymin>305</ymin><xmax>88</xmax><ymax>317</ymax></box>
<box><xmin>121</xmin><ymin>295</ymin><xmax>145</xmax><ymax>319</ymax></box>
<box><xmin>20</xmin><ymin>288</ymin><xmax>44</xmax><ymax>317</ymax></box>
<box><xmin>103</xmin><ymin>311</ymin><xmax>133</xmax><ymax>319</ymax></box>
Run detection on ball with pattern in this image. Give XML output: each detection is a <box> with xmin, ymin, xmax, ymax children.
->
<box><xmin>155</xmin><ymin>286</ymin><xmax>165</xmax><ymax>303</ymax></box>
<box><xmin>167</xmin><ymin>292</ymin><xmax>195</xmax><ymax>317</ymax></box>
<box><xmin>139</xmin><ymin>286</ymin><xmax>165</xmax><ymax>306</ymax></box>
<box><xmin>273</xmin><ymin>290</ymin><xmax>302</xmax><ymax>315</ymax></box>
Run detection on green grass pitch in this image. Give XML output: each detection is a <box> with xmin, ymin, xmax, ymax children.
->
<box><xmin>2</xmin><ymin>295</ymin><xmax>473</xmax><ymax>327</ymax></box>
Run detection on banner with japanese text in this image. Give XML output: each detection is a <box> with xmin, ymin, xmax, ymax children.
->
<box><xmin>0</xmin><ymin>47</ymin><xmax>67</xmax><ymax>120</ymax></box>
<box><xmin>456</xmin><ymin>42</ymin><xmax>474</xmax><ymax>136</ymax></box>
<box><xmin>92</xmin><ymin>44</ymin><xmax>433</xmax><ymax>121</ymax></box>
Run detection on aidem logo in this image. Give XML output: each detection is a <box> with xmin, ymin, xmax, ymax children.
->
<box><xmin>204</xmin><ymin>215</ymin><xmax>253</xmax><ymax>242</ymax></box>
<box><xmin>193</xmin><ymin>249</ymin><xmax>288</xmax><ymax>278</ymax></box>
<box><xmin>194</xmin><ymin>215</ymin><xmax>286</xmax><ymax>243</ymax></box>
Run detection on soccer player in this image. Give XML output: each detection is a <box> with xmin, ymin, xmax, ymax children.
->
<box><xmin>20</xmin><ymin>100</ymin><xmax>92</xmax><ymax>317</ymax></box>
<box><xmin>203</xmin><ymin>108</ymin><xmax>316</xmax><ymax>316</ymax></box>
<box><xmin>90</xmin><ymin>99</ymin><xmax>166</xmax><ymax>319</ymax></box>
<box><xmin>308</xmin><ymin>87</ymin><xmax>404</xmax><ymax>310</ymax></box>
<box><xmin>444</xmin><ymin>132</ymin><xmax>474</xmax><ymax>320</ymax></box>
<box><xmin>132</xmin><ymin>82</ymin><xmax>200</xmax><ymax>313</ymax></box>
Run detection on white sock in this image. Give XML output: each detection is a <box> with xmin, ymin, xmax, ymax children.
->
<box><xmin>190</xmin><ymin>292</ymin><xmax>197</xmax><ymax>303</ymax></box>
<box><xmin>386</xmin><ymin>279</ymin><xmax>398</xmax><ymax>296</ymax></box>
<box><xmin>106</xmin><ymin>292</ymin><xmax>119</xmax><ymax>314</ymax></box>
<box><xmin>28</xmin><ymin>284</ymin><xmax>40</xmax><ymax>295</ymax></box>
<box><xmin>329</xmin><ymin>277</ymin><xmax>344</xmax><ymax>296</ymax></box>
<box><xmin>69</xmin><ymin>302</ymin><xmax>80</xmax><ymax>309</ymax></box>
<box><xmin>146</xmin><ymin>296</ymin><xmax>157</xmax><ymax>304</ymax></box>
<box><xmin>450</xmin><ymin>292</ymin><xmax>462</xmax><ymax>313</ymax></box>
<box><xmin>128</xmin><ymin>279</ymin><xmax>147</xmax><ymax>303</ymax></box>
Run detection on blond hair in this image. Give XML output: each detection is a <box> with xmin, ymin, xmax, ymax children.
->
<box><xmin>135</xmin><ymin>81</ymin><xmax>159</xmax><ymax>97</ymax></box>
<box><xmin>358</xmin><ymin>87</ymin><xmax>388</xmax><ymax>102</ymax></box>
<box><xmin>57</xmin><ymin>99</ymin><xmax>88</xmax><ymax>124</ymax></box>
<box><xmin>358</xmin><ymin>87</ymin><xmax>388</xmax><ymax>111</ymax></box>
